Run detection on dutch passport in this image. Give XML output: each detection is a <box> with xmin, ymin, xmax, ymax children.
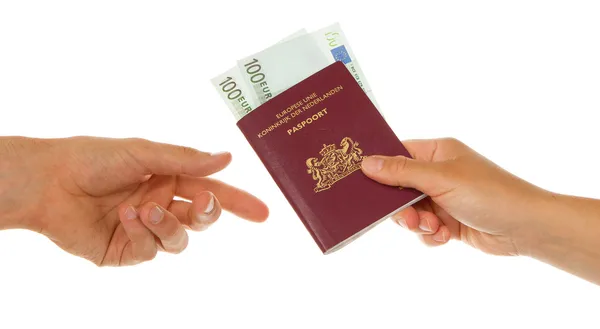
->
<box><xmin>237</xmin><ymin>61</ymin><xmax>426</xmax><ymax>254</ymax></box>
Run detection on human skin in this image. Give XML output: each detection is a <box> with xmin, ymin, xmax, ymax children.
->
<box><xmin>361</xmin><ymin>138</ymin><xmax>600</xmax><ymax>286</ymax></box>
<box><xmin>0</xmin><ymin>136</ymin><xmax>269</xmax><ymax>266</ymax></box>
<box><xmin>2</xmin><ymin>136</ymin><xmax>599</xmax><ymax>285</ymax></box>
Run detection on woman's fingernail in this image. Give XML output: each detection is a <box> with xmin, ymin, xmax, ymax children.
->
<box><xmin>125</xmin><ymin>206</ymin><xmax>137</xmax><ymax>220</ymax></box>
<box><xmin>211</xmin><ymin>151</ymin><xmax>228</xmax><ymax>156</ymax></box>
<box><xmin>362</xmin><ymin>156</ymin><xmax>384</xmax><ymax>173</ymax></box>
<box><xmin>204</xmin><ymin>194</ymin><xmax>215</xmax><ymax>215</ymax></box>
<box><xmin>194</xmin><ymin>192</ymin><xmax>217</xmax><ymax>231</ymax></box>
<box><xmin>395</xmin><ymin>218</ymin><xmax>407</xmax><ymax>228</ymax></box>
<box><xmin>195</xmin><ymin>193</ymin><xmax>216</xmax><ymax>227</ymax></box>
<box><xmin>419</xmin><ymin>218</ymin><xmax>432</xmax><ymax>232</ymax></box>
<box><xmin>149</xmin><ymin>206</ymin><xmax>164</xmax><ymax>224</ymax></box>
<box><xmin>433</xmin><ymin>230</ymin><xmax>447</xmax><ymax>242</ymax></box>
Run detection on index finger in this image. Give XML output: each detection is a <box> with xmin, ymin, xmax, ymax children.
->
<box><xmin>175</xmin><ymin>176</ymin><xmax>269</xmax><ymax>222</ymax></box>
<box><xmin>121</xmin><ymin>138</ymin><xmax>233</xmax><ymax>177</ymax></box>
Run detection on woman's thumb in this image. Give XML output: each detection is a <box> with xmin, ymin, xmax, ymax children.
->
<box><xmin>361</xmin><ymin>155</ymin><xmax>443</xmax><ymax>194</ymax></box>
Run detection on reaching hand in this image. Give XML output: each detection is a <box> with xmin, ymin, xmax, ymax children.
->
<box><xmin>0</xmin><ymin>136</ymin><xmax>269</xmax><ymax>266</ymax></box>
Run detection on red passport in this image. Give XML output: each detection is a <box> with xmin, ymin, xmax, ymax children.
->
<box><xmin>237</xmin><ymin>61</ymin><xmax>426</xmax><ymax>254</ymax></box>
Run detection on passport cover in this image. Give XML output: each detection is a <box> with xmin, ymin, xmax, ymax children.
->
<box><xmin>237</xmin><ymin>61</ymin><xmax>426</xmax><ymax>254</ymax></box>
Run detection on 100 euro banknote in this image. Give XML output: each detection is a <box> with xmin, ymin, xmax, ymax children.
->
<box><xmin>312</xmin><ymin>23</ymin><xmax>378</xmax><ymax>108</ymax></box>
<box><xmin>210</xmin><ymin>29</ymin><xmax>308</xmax><ymax>120</ymax></box>
<box><xmin>238</xmin><ymin>23</ymin><xmax>378</xmax><ymax>109</ymax></box>
<box><xmin>237</xmin><ymin>33</ymin><xmax>330</xmax><ymax>105</ymax></box>
<box><xmin>212</xmin><ymin>23</ymin><xmax>378</xmax><ymax>120</ymax></box>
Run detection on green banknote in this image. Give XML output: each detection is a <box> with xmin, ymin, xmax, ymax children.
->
<box><xmin>212</xmin><ymin>23</ymin><xmax>379</xmax><ymax>120</ymax></box>
<box><xmin>211</xmin><ymin>29</ymin><xmax>307</xmax><ymax>120</ymax></box>
<box><xmin>237</xmin><ymin>33</ymin><xmax>330</xmax><ymax>105</ymax></box>
<box><xmin>311</xmin><ymin>23</ymin><xmax>378</xmax><ymax>108</ymax></box>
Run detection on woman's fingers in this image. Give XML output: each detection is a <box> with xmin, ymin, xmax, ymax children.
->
<box><xmin>168</xmin><ymin>191</ymin><xmax>221</xmax><ymax>231</ymax></box>
<box><xmin>175</xmin><ymin>176</ymin><xmax>268</xmax><ymax>223</ymax></box>
<box><xmin>419</xmin><ymin>225</ymin><xmax>451</xmax><ymax>246</ymax></box>
<box><xmin>391</xmin><ymin>204</ymin><xmax>451</xmax><ymax>247</ymax></box>
<box><xmin>392</xmin><ymin>207</ymin><xmax>440</xmax><ymax>235</ymax></box>
<box><xmin>138</xmin><ymin>202</ymin><xmax>189</xmax><ymax>254</ymax></box>
<box><xmin>392</xmin><ymin>206</ymin><xmax>418</xmax><ymax>229</ymax></box>
<box><xmin>122</xmin><ymin>139</ymin><xmax>232</xmax><ymax>177</ymax></box>
<box><xmin>118</xmin><ymin>205</ymin><xmax>158</xmax><ymax>265</ymax></box>
<box><xmin>116</xmin><ymin>193</ymin><xmax>223</xmax><ymax>266</ymax></box>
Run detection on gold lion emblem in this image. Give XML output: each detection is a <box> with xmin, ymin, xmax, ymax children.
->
<box><xmin>306</xmin><ymin>137</ymin><xmax>364</xmax><ymax>193</ymax></box>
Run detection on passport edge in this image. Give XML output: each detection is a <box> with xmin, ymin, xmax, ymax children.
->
<box><xmin>323</xmin><ymin>192</ymin><xmax>428</xmax><ymax>255</ymax></box>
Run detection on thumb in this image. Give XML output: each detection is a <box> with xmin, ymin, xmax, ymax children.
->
<box><xmin>122</xmin><ymin>138</ymin><xmax>232</xmax><ymax>177</ymax></box>
<box><xmin>361</xmin><ymin>155</ymin><xmax>444</xmax><ymax>194</ymax></box>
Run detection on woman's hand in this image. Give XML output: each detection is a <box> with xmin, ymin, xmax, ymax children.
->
<box><xmin>361</xmin><ymin>138</ymin><xmax>600</xmax><ymax>285</ymax></box>
<box><xmin>361</xmin><ymin>138</ymin><xmax>548</xmax><ymax>256</ymax></box>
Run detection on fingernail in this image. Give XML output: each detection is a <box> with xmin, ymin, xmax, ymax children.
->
<box><xmin>149</xmin><ymin>206</ymin><xmax>164</xmax><ymax>224</ymax></box>
<box><xmin>395</xmin><ymin>218</ymin><xmax>407</xmax><ymax>228</ymax></box>
<box><xmin>195</xmin><ymin>193</ymin><xmax>216</xmax><ymax>228</ymax></box>
<box><xmin>419</xmin><ymin>218</ymin><xmax>432</xmax><ymax>232</ymax></box>
<box><xmin>125</xmin><ymin>206</ymin><xmax>137</xmax><ymax>220</ymax></box>
<box><xmin>362</xmin><ymin>156</ymin><xmax>384</xmax><ymax>173</ymax></box>
<box><xmin>204</xmin><ymin>194</ymin><xmax>215</xmax><ymax>214</ymax></box>
<box><xmin>210</xmin><ymin>151</ymin><xmax>228</xmax><ymax>156</ymax></box>
<box><xmin>433</xmin><ymin>230</ymin><xmax>446</xmax><ymax>242</ymax></box>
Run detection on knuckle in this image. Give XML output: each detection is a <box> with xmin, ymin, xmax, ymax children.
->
<box><xmin>174</xmin><ymin>235</ymin><xmax>189</xmax><ymax>254</ymax></box>
<box><xmin>141</xmin><ymin>246</ymin><xmax>158</xmax><ymax>261</ymax></box>
<box><xmin>190</xmin><ymin>220</ymin><xmax>212</xmax><ymax>232</ymax></box>
<box><xmin>125</xmin><ymin>137</ymin><xmax>152</xmax><ymax>156</ymax></box>
<box><xmin>165</xmin><ymin>232</ymin><xmax>188</xmax><ymax>254</ymax></box>
<box><xmin>441</xmin><ymin>137</ymin><xmax>464</xmax><ymax>148</ymax></box>
<box><xmin>178</xmin><ymin>145</ymin><xmax>199</xmax><ymax>157</ymax></box>
<box><xmin>163</xmin><ymin>224</ymin><xmax>181</xmax><ymax>240</ymax></box>
<box><xmin>418</xmin><ymin>235</ymin><xmax>437</xmax><ymax>247</ymax></box>
<box><xmin>135</xmin><ymin>235</ymin><xmax>158</xmax><ymax>262</ymax></box>
<box><xmin>127</xmin><ymin>137</ymin><xmax>150</xmax><ymax>147</ymax></box>
<box><xmin>390</xmin><ymin>156</ymin><xmax>409</xmax><ymax>174</ymax></box>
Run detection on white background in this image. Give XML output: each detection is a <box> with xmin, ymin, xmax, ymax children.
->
<box><xmin>1</xmin><ymin>1</ymin><xmax>599</xmax><ymax>328</ymax></box>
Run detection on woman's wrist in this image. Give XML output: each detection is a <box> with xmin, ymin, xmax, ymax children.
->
<box><xmin>515</xmin><ymin>190</ymin><xmax>600</xmax><ymax>284</ymax></box>
<box><xmin>511</xmin><ymin>191</ymin><xmax>568</xmax><ymax>257</ymax></box>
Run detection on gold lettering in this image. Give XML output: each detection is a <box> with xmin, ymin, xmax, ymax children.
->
<box><xmin>255</xmin><ymin>85</ymin><xmax>342</xmax><ymax>137</ymax></box>
<box><xmin>285</xmin><ymin>108</ymin><xmax>329</xmax><ymax>136</ymax></box>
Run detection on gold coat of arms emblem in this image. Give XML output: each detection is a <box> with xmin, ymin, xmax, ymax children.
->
<box><xmin>306</xmin><ymin>137</ymin><xmax>364</xmax><ymax>193</ymax></box>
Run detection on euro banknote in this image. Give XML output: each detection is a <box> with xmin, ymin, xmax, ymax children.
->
<box><xmin>210</xmin><ymin>29</ymin><xmax>308</xmax><ymax>120</ymax></box>
<box><xmin>211</xmin><ymin>68</ymin><xmax>258</xmax><ymax>120</ymax></box>
<box><xmin>237</xmin><ymin>33</ymin><xmax>330</xmax><ymax>105</ymax></box>
<box><xmin>311</xmin><ymin>23</ymin><xmax>378</xmax><ymax>108</ymax></box>
<box><xmin>238</xmin><ymin>23</ymin><xmax>377</xmax><ymax>108</ymax></box>
<box><xmin>212</xmin><ymin>23</ymin><xmax>378</xmax><ymax>120</ymax></box>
